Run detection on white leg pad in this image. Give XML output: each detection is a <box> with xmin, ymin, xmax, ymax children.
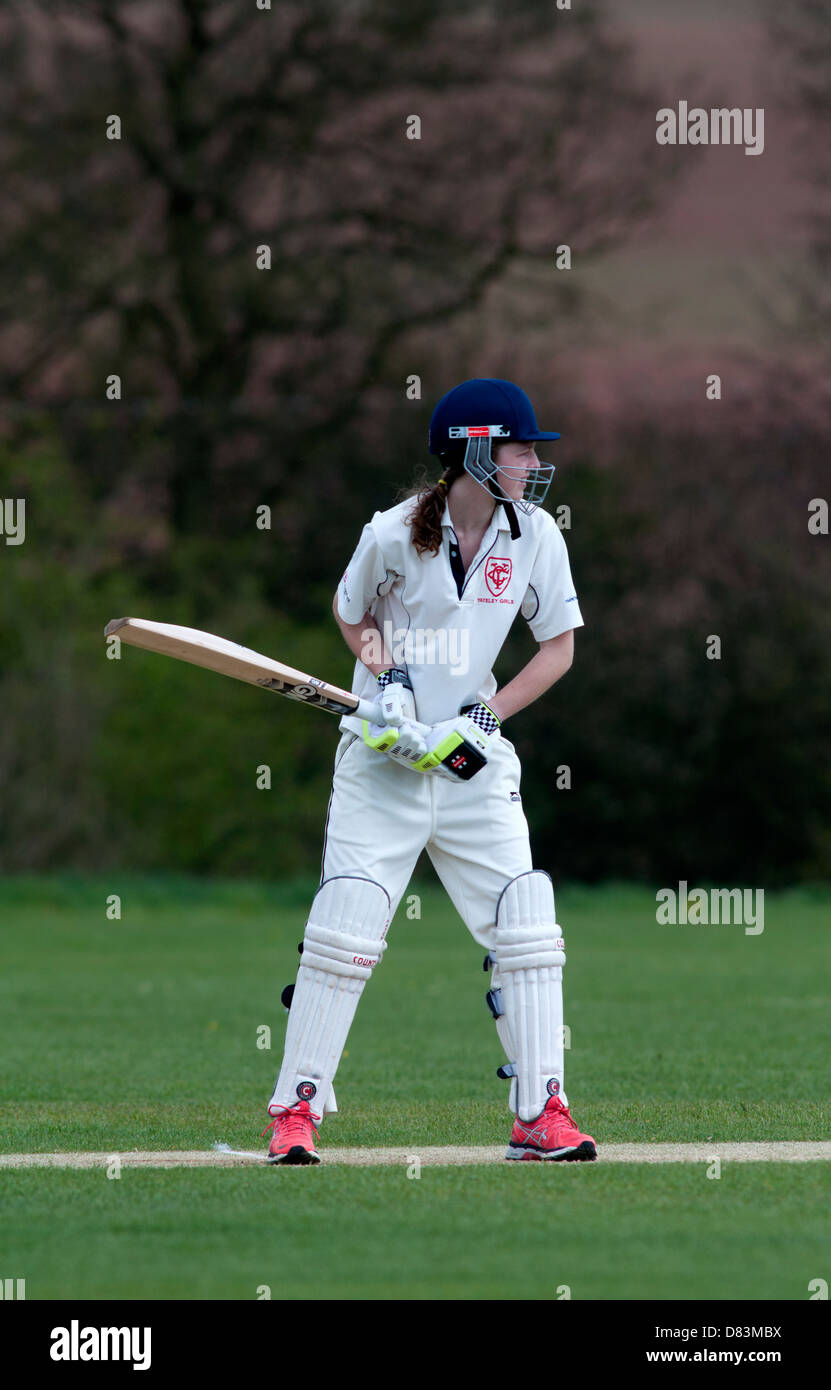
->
<box><xmin>491</xmin><ymin>870</ymin><xmax>568</xmax><ymax>1121</ymax></box>
<box><xmin>268</xmin><ymin>876</ymin><xmax>390</xmax><ymax>1118</ymax></box>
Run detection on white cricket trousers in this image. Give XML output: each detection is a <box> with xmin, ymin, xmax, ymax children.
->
<box><xmin>320</xmin><ymin>730</ymin><xmax>534</xmax><ymax>947</ymax></box>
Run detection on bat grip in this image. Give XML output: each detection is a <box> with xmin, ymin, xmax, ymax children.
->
<box><xmin>354</xmin><ymin>696</ymin><xmax>430</xmax><ymax>735</ymax></box>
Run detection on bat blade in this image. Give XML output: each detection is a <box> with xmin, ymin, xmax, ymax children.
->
<box><xmin>105</xmin><ymin>617</ymin><xmax>377</xmax><ymax>720</ymax></box>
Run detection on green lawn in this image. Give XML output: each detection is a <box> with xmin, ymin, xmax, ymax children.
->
<box><xmin>2</xmin><ymin>1165</ymin><xmax>828</xmax><ymax>1302</ymax></box>
<box><xmin>1</xmin><ymin>876</ymin><xmax>829</xmax><ymax>1298</ymax></box>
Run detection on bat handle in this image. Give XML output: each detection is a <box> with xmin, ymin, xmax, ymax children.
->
<box><xmin>354</xmin><ymin>696</ymin><xmax>429</xmax><ymax>735</ymax></box>
<box><xmin>355</xmin><ymin>696</ymin><xmax>380</xmax><ymax>722</ymax></box>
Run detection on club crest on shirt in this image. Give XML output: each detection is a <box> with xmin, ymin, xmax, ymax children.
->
<box><xmin>485</xmin><ymin>556</ymin><xmax>512</xmax><ymax>596</ymax></box>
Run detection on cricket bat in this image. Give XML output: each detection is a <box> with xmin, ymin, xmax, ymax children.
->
<box><xmin>104</xmin><ymin>617</ymin><xmax>383</xmax><ymax>722</ymax></box>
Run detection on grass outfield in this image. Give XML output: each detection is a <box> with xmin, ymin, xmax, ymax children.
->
<box><xmin>0</xmin><ymin>876</ymin><xmax>829</xmax><ymax>1299</ymax></box>
<box><xmin>1</xmin><ymin>1165</ymin><xmax>829</xmax><ymax>1301</ymax></box>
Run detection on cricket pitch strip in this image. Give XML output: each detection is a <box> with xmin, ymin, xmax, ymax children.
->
<box><xmin>0</xmin><ymin>1143</ymin><xmax>829</xmax><ymax>1168</ymax></box>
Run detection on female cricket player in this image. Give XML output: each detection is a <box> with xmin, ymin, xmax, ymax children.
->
<box><xmin>262</xmin><ymin>378</ymin><xmax>596</xmax><ymax>1165</ymax></box>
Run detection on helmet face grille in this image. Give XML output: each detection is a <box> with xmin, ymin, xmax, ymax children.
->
<box><xmin>515</xmin><ymin>464</ymin><xmax>556</xmax><ymax>512</ymax></box>
<box><xmin>463</xmin><ymin>437</ymin><xmax>555</xmax><ymax>512</ymax></box>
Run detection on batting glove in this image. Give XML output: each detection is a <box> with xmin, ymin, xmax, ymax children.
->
<box><xmin>362</xmin><ymin>717</ymin><xmax>429</xmax><ymax>767</ymax></box>
<box><xmin>362</xmin><ymin>668</ymin><xmax>429</xmax><ymax>767</ymax></box>
<box><xmin>413</xmin><ymin>701</ymin><xmax>501</xmax><ymax>782</ymax></box>
<box><xmin>375</xmin><ymin>667</ymin><xmax>417</xmax><ymax>726</ymax></box>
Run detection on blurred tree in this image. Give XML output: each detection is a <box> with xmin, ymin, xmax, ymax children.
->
<box><xmin>766</xmin><ymin>0</ymin><xmax>831</xmax><ymax>348</ymax></box>
<box><xmin>0</xmin><ymin>0</ymin><xmax>671</xmax><ymax>616</ymax></box>
<box><xmin>3</xmin><ymin>388</ymin><xmax>829</xmax><ymax>885</ymax></box>
<box><xmin>507</xmin><ymin>391</ymin><xmax>831</xmax><ymax>887</ymax></box>
<box><xmin>24</xmin><ymin>2</ymin><xmax>831</xmax><ymax>886</ymax></box>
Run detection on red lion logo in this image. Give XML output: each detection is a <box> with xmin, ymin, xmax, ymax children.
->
<box><xmin>485</xmin><ymin>556</ymin><xmax>512</xmax><ymax>596</ymax></box>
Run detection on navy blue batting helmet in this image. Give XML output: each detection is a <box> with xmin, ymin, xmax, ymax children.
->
<box><xmin>428</xmin><ymin>378</ymin><xmax>559</xmax><ymax>513</ymax></box>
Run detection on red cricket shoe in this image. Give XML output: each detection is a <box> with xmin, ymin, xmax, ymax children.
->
<box><xmin>262</xmin><ymin>1100</ymin><xmax>321</xmax><ymax>1166</ymax></box>
<box><xmin>506</xmin><ymin>1094</ymin><xmax>597</xmax><ymax>1162</ymax></box>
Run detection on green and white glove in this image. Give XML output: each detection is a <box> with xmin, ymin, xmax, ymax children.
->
<box><xmin>362</xmin><ymin>668</ymin><xmax>429</xmax><ymax>768</ymax></box>
<box><xmin>412</xmin><ymin>702</ymin><xmax>501</xmax><ymax>782</ymax></box>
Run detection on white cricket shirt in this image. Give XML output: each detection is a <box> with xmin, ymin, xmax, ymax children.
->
<box><xmin>336</xmin><ymin>495</ymin><xmax>584</xmax><ymax>734</ymax></box>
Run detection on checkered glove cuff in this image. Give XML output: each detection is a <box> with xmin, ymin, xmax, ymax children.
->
<box><xmin>377</xmin><ymin>667</ymin><xmax>413</xmax><ymax>692</ymax></box>
<box><xmin>461</xmin><ymin>702</ymin><xmax>501</xmax><ymax>735</ymax></box>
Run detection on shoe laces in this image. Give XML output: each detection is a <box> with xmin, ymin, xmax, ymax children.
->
<box><xmin>520</xmin><ymin>1095</ymin><xmax>576</xmax><ymax>1140</ymax></box>
<box><xmin>262</xmin><ymin>1101</ymin><xmax>321</xmax><ymax>1144</ymax></box>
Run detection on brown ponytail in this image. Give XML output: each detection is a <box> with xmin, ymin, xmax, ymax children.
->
<box><xmin>401</xmin><ymin>445</ymin><xmax>467</xmax><ymax>558</ymax></box>
<box><xmin>404</xmin><ymin>476</ymin><xmax>449</xmax><ymax>558</ymax></box>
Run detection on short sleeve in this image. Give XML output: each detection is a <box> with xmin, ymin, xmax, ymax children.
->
<box><xmin>520</xmin><ymin>519</ymin><xmax>584</xmax><ymax>640</ymax></box>
<box><xmin>336</xmin><ymin>519</ymin><xmax>394</xmax><ymax>624</ymax></box>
